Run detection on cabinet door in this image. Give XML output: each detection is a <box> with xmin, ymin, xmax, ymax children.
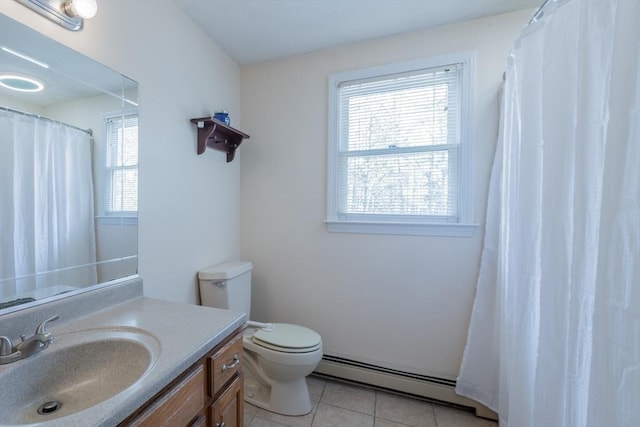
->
<box><xmin>127</xmin><ymin>364</ymin><xmax>205</xmax><ymax>427</ymax></box>
<box><xmin>210</xmin><ymin>373</ymin><xmax>244</xmax><ymax>427</ymax></box>
<box><xmin>187</xmin><ymin>414</ymin><xmax>206</xmax><ymax>427</ymax></box>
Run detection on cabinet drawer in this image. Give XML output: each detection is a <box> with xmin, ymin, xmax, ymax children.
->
<box><xmin>209</xmin><ymin>333</ymin><xmax>243</xmax><ymax>396</ymax></box>
<box><xmin>128</xmin><ymin>363</ymin><xmax>205</xmax><ymax>427</ymax></box>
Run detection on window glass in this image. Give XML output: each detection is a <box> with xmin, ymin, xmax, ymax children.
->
<box><xmin>105</xmin><ymin>113</ymin><xmax>138</xmax><ymax>214</ymax></box>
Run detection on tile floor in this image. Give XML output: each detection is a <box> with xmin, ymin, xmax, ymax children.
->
<box><xmin>244</xmin><ymin>375</ymin><xmax>498</xmax><ymax>427</ymax></box>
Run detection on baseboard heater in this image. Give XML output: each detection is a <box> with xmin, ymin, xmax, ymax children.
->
<box><xmin>314</xmin><ymin>355</ymin><xmax>497</xmax><ymax>420</ymax></box>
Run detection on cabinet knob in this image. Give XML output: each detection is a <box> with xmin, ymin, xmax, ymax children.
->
<box><xmin>216</xmin><ymin>423</ymin><xmax>225</xmax><ymax>427</ymax></box>
<box><xmin>222</xmin><ymin>354</ymin><xmax>240</xmax><ymax>372</ymax></box>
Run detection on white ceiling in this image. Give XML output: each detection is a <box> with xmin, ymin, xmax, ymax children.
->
<box><xmin>173</xmin><ymin>0</ymin><xmax>542</xmax><ymax>65</ymax></box>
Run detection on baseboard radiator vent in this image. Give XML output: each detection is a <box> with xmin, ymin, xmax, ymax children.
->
<box><xmin>315</xmin><ymin>355</ymin><xmax>497</xmax><ymax>420</ymax></box>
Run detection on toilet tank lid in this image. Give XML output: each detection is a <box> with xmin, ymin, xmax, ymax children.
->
<box><xmin>198</xmin><ymin>261</ymin><xmax>253</xmax><ymax>280</ymax></box>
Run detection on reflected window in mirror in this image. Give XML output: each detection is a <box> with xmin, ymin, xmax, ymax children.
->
<box><xmin>104</xmin><ymin>110</ymin><xmax>138</xmax><ymax>216</ymax></box>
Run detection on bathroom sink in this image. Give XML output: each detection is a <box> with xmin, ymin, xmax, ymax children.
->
<box><xmin>0</xmin><ymin>327</ymin><xmax>160</xmax><ymax>425</ymax></box>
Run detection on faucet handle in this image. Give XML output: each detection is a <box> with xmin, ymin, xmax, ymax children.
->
<box><xmin>0</xmin><ymin>336</ymin><xmax>14</xmax><ymax>356</ymax></box>
<box><xmin>35</xmin><ymin>315</ymin><xmax>60</xmax><ymax>335</ymax></box>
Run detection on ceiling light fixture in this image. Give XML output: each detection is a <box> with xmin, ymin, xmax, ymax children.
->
<box><xmin>13</xmin><ymin>0</ymin><xmax>98</xmax><ymax>31</ymax></box>
<box><xmin>0</xmin><ymin>74</ymin><xmax>44</xmax><ymax>93</ymax></box>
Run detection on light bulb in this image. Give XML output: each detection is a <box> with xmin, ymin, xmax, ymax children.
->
<box><xmin>64</xmin><ymin>0</ymin><xmax>98</xmax><ymax>19</ymax></box>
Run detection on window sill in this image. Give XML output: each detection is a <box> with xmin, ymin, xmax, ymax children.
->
<box><xmin>96</xmin><ymin>216</ymin><xmax>138</xmax><ymax>226</ymax></box>
<box><xmin>325</xmin><ymin>220</ymin><xmax>478</xmax><ymax>237</ymax></box>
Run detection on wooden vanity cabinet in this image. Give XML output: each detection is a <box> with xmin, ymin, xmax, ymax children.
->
<box><xmin>120</xmin><ymin>329</ymin><xmax>243</xmax><ymax>427</ymax></box>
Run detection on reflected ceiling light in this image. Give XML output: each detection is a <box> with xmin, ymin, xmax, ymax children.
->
<box><xmin>0</xmin><ymin>74</ymin><xmax>44</xmax><ymax>92</ymax></box>
<box><xmin>14</xmin><ymin>0</ymin><xmax>98</xmax><ymax>31</ymax></box>
<box><xmin>1</xmin><ymin>47</ymin><xmax>50</xmax><ymax>69</ymax></box>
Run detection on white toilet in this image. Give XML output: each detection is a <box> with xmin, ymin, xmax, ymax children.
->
<box><xmin>198</xmin><ymin>261</ymin><xmax>323</xmax><ymax>416</ymax></box>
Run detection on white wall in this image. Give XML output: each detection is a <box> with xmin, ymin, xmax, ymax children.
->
<box><xmin>240</xmin><ymin>10</ymin><xmax>531</xmax><ymax>380</ymax></box>
<box><xmin>1</xmin><ymin>0</ymin><xmax>532</xmax><ymax>380</ymax></box>
<box><xmin>0</xmin><ymin>1</ymin><xmax>243</xmax><ymax>305</ymax></box>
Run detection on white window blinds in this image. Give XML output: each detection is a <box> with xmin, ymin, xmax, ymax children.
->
<box><xmin>105</xmin><ymin>113</ymin><xmax>138</xmax><ymax>214</ymax></box>
<box><xmin>336</xmin><ymin>64</ymin><xmax>461</xmax><ymax>221</ymax></box>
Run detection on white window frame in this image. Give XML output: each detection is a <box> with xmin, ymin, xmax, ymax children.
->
<box><xmin>326</xmin><ymin>52</ymin><xmax>477</xmax><ymax>237</ymax></box>
<box><xmin>102</xmin><ymin>108</ymin><xmax>138</xmax><ymax>219</ymax></box>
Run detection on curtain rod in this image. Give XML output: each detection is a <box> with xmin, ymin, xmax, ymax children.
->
<box><xmin>0</xmin><ymin>106</ymin><xmax>93</xmax><ymax>136</ymax></box>
<box><xmin>528</xmin><ymin>0</ymin><xmax>553</xmax><ymax>25</ymax></box>
<box><xmin>501</xmin><ymin>0</ymin><xmax>553</xmax><ymax>82</ymax></box>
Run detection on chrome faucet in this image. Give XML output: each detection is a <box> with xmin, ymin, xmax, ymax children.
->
<box><xmin>0</xmin><ymin>315</ymin><xmax>59</xmax><ymax>365</ymax></box>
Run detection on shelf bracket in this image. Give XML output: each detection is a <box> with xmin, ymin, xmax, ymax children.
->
<box><xmin>190</xmin><ymin>117</ymin><xmax>250</xmax><ymax>162</ymax></box>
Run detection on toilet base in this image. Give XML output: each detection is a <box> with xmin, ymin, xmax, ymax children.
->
<box><xmin>243</xmin><ymin>362</ymin><xmax>313</xmax><ymax>416</ymax></box>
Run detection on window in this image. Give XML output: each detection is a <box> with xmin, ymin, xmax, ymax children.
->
<box><xmin>104</xmin><ymin>111</ymin><xmax>138</xmax><ymax>215</ymax></box>
<box><xmin>326</xmin><ymin>53</ymin><xmax>476</xmax><ymax>236</ymax></box>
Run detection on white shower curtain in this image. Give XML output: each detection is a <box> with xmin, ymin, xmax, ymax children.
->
<box><xmin>0</xmin><ymin>110</ymin><xmax>97</xmax><ymax>299</ymax></box>
<box><xmin>456</xmin><ymin>0</ymin><xmax>640</xmax><ymax>426</ymax></box>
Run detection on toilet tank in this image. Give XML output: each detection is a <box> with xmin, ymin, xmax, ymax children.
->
<box><xmin>198</xmin><ymin>261</ymin><xmax>252</xmax><ymax>316</ymax></box>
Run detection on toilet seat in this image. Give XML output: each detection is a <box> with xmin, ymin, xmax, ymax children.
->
<box><xmin>251</xmin><ymin>323</ymin><xmax>322</xmax><ymax>354</ymax></box>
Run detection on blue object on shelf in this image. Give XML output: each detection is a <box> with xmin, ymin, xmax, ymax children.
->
<box><xmin>213</xmin><ymin>110</ymin><xmax>230</xmax><ymax>125</ymax></box>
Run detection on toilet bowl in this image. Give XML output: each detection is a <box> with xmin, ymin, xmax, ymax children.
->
<box><xmin>242</xmin><ymin>323</ymin><xmax>322</xmax><ymax>415</ymax></box>
<box><xmin>198</xmin><ymin>261</ymin><xmax>323</xmax><ymax>416</ymax></box>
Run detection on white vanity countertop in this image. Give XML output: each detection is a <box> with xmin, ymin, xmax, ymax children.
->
<box><xmin>0</xmin><ymin>277</ymin><xmax>246</xmax><ymax>427</ymax></box>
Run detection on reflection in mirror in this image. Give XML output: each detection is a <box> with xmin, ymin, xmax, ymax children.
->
<box><xmin>0</xmin><ymin>13</ymin><xmax>138</xmax><ymax>314</ymax></box>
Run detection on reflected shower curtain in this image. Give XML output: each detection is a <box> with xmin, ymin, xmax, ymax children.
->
<box><xmin>0</xmin><ymin>110</ymin><xmax>97</xmax><ymax>298</ymax></box>
<box><xmin>456</xmin><ymin>0</ymin><xmax>640</xmax><ymax>426</ymax></box>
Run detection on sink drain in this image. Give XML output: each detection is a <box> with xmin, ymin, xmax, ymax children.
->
<box><xmin>37</xmin><ymin>400</ymin><xmax>61</xmax><ymax>415</ymax></box>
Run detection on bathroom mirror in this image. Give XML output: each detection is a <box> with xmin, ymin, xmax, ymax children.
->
<box><xmin>0</xmin><ymin>13</ymin><xmax>138</xmax><ymax>315</ymax></box>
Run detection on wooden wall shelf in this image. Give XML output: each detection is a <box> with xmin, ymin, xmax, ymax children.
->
<box><xmin>190</xmin><ymin>117</ymin><xmax>250</xmax><ymax>162</ymax></box>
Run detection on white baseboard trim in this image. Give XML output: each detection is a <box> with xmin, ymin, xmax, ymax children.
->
<box><xmin>315</xmin><ymin>356</ymin><xmax>497</xmax><ymax>421</ymax></box>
